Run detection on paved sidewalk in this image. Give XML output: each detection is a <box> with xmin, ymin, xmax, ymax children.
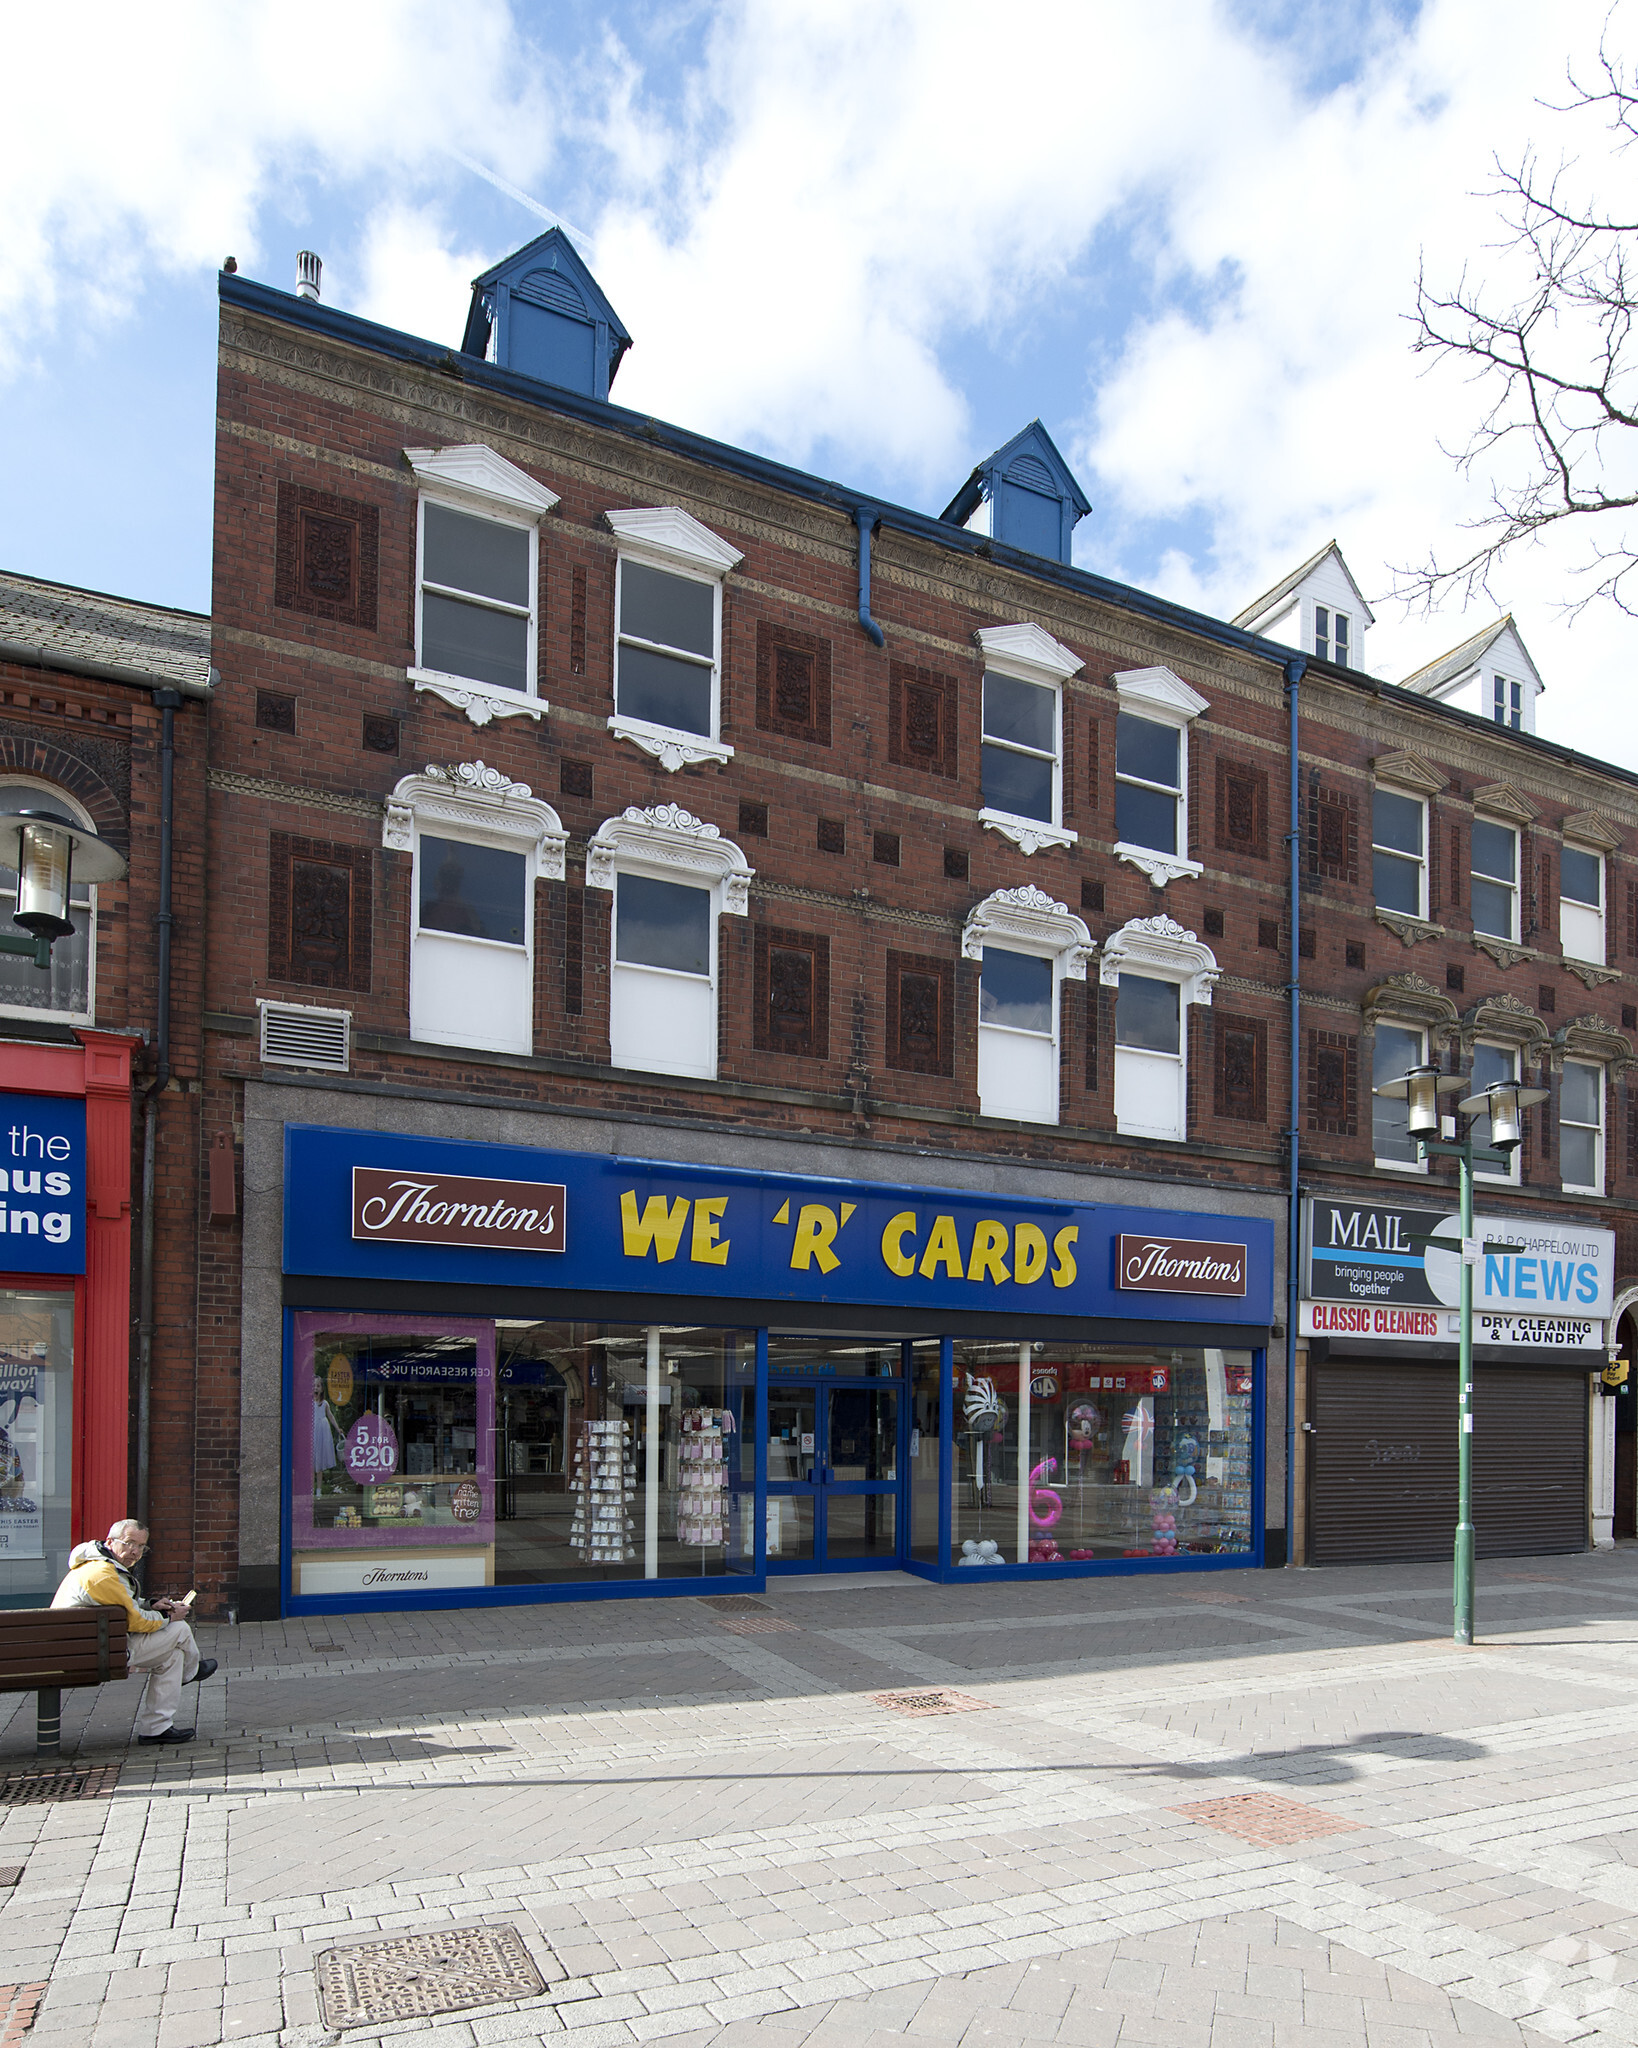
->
<box><xmin>5</xmin><ymin>1552</ymin><xmax>1638</xmax><ymax>2047</ymax></box>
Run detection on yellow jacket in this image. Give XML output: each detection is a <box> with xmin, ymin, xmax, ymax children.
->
<box><xmin>50</xmin><ymin>1551</ymin><xmax>167</xmax><ymax>1633</ymax></box>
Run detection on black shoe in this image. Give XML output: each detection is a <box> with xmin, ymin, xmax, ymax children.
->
<box><xmin>137</xmin><ymin>1726</ymin><xmax>195</xmax><ymax>1745</ymax></box>
<box><xmin>187</xmin><ymin>1658</ymin><xmax>218</xmax><ymax>1685</ymax></box>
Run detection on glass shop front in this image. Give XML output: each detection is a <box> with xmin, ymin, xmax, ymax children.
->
<box><xmin>280</xmin><ymin>1125</ymin><xmax>1273</xmax><ymax>1612</ymax></box>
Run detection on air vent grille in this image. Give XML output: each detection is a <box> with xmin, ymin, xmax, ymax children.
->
<box><xmin>258</xmin><ymin>1000</ymin><xmax>350</xmax><ymax>1073</ymax></box>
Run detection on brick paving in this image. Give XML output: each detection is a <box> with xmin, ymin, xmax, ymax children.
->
<box><xmin>3</xmin><ymin>1552</ymin><xmax>1638</xmax><ymax>2045</ymax></box>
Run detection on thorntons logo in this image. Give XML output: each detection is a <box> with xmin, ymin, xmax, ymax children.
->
<box><xmin>360</xmin><ymin>1566</ymin><xmax>433</xmax><ymax>1587</ymax></box>
<box><xmin>1116</xmin><ymin>1234</ymin><xmax>1247</xmax><ymax>1297</ymax></box>
<box><xmin>352</xmin><ymin>1167</ymin><xmax>567</xmax><ymax>1253</ymax></box>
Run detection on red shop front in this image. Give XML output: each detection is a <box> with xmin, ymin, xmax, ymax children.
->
<box><xmin>0</xmin><ymin>1032</ymin><xmax>136</xmax><ymax>1607</ymax></box>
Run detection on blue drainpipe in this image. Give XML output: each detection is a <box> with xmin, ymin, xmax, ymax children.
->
<box><xmin>855</xmin><ymin>507</ymin><xmax>885</xmax><ymax>647</ymax></box>
<box><xmin>1283</xmin><ymin>654</ymin><xmax>1307</xmax><ymax>1564</ymax></box>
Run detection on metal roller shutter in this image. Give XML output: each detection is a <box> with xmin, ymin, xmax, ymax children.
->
<box><xmin>1309</xmin><ymin>1362</ymin><xmax>1586</xmax><ymax>1565</ymax></box>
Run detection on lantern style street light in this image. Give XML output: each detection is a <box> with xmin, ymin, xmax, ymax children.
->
<box><xmin>1372</xmin><ymin>1061</ymin><xmax>1546</xmax><ymax>1646</ymax></box>
<box><xmin>0</xmin><ymin>810</ymin><xmax>127</xmax><ymax>969</ymax></box>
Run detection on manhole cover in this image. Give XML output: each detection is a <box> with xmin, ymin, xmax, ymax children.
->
<box><xmin>1171</xmin><ymin>1792</ymin><xmax>1360</xmax><ymax>1845</ymax></box>
<box><xmin>704</xmin><ymin>1596</ymin><xmax>770</xmax><ymax>1611</ymax></box>
<box><xmin>316</xmin><ymin>1925</ymin><xmax>545</xmax><ymax>2029</ymax></box>
<box><xmin>0</xmin><ymin>1765</ymin><xmax>120</xmax><ymax>1806</ymax></box>
<box><xmin>871</xmin><ymin>1688</ymin><xmax>992</xmax><ymax>1716</ymax></box>
<box><xmin>0</xmin><ymin>1865</ymin><xmax>22</xmax><ymax>1887</ymax></box>
<box><xmin>711</xmin><ymin>1612</ymin><xmax>801</xmax><ymax>1634</ymax></box>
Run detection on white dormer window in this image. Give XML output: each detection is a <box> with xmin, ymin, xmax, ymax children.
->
<box><xmin>1561</xmin><ymin>843</ymin><xmax>1607</xmax><ymax>963</ymax></box>
<box><xmin>606</xmin><ymin>508</ymin><xmax>742</xmax><ymax>772</ymax></box>
<box><xmin>1111</xmin><ymin>668</ymin><xmax>1207</xmax><ymax>888</ymax></box>
<box><xmin>974</xmin><ymin>624</ymin><xmax>1080</xmax><ymax>856</ymax></box>
<box><xmin>1101</xmin><ymin>915</ymin><xmax>1218</xmax><ymax>1140</ymax></box>
<box><xmin>404</xmin><ymin>445</ymin><xmax>559</xmax><ymax>726</ymax></box>
<box><xmin>1493</xmin><ymin>676</ymin><xmax>1523</xmax><ymax>730</ymax></box>
<box><xmin>383</xmin><ymin>762</ymin><xmax>567</xmax><ymax>1056</ymax></box>
<box><xmin>587</xmin><ymin>804</ymin><xmax>753</xmax><ymax>1078</ymax></box>
<box><xmin>962</xmin><ymin>886</ymin><xmax>1094</xmax><ymax>1123</ymax></box>
<box><xmin>1315</xmin><ymin>605</ymin><xmax>1350</xmax><ymax>665</ymax></box>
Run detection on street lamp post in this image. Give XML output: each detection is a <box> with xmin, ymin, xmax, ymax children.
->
<box><xmin>0</xmin><ymin>809</ymin><xmax>126</xmax><ymax>970</ymax></box>
<box><xmin>1372</xmin><ymin>1063</ymin><xmax>1545</xmax><ymax>1646</ymax></box>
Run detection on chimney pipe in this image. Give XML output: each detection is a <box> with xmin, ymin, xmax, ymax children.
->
<box><xmin>296</xmin><ymin>251</ymin><xmax>322</xmax><ymax>301</ymax></box>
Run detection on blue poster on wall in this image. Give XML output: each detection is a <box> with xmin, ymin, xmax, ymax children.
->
<box><xmin>0</xmin><ymin>1094</ymin><xmax>87</xmax><ymax>1277</ymax></box>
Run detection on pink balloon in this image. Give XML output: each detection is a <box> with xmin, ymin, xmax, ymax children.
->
<box><xmin>1028</xmin><ymin>1457</ymin><xmax>1063</xmax><ymax>1529</ymax></box>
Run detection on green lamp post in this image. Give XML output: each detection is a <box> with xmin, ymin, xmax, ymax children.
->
<box><xmin>0</xmin><ymin>809</ymin><xmax>127</xmax><ymax>970</ymax></box>
<box><xmin>1372</xmin><ymin>1062</ymin><xmax>1546</xmax><ymax>1646</ymax></box>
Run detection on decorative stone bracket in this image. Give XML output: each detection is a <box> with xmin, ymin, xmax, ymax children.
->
<box><xmin>382</xmin><ymin>762</ymin><xmax>567</xmax><ymax>878</ymax></box>
<box><xmin>1374</xmin><ymin>909</ymin><xmax>1446</xmax><ymax>948</ymax></box>
<box><xmin>961</xmin><ymin>886</ymin><xmax>1095</xmax><ymax>977</ymax></box>
<box><xmin>585</xmin><ymin>802</ymin><xmax>754</xmax><ymax>913</ymax></box>
<box><xmin>979</xmin><ymin>810</ymin><xmax>1078</xmax><ymax>857</ymax></box>
<box><xmin>606</xmin><ymin>713</ymin><xmax>734</xmax><ymax>774</ymax></box>
<box><xmin>1098</xmin><ymin>915</ymin><xmax>1218</xmax><ymax>1007</ymax></box>
<box><xmin>1114</xmin><ymin>843</ymin><xmax>1203</xmax><ymax>890</ymax></box>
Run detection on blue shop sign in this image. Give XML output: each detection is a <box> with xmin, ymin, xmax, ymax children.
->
<box><xmin>284</xmin><ymin>1125</ymin><xmax>1273</xmax><ymax>1325</ymax></box>
<box><xmin>0</xmin><ymin>1095</ymin><xmax>85</xmax><ymax>1276</ymax></box>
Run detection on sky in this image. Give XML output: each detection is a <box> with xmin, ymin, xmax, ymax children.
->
<box><xmin>3</xmin><ymin>0</ymin><xmax>1635</xmax><ymax>764</ymax></box>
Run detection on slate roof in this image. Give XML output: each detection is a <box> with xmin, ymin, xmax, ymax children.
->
<box><xmin>1400</xmin><ymin>615</ymin><xmax>1537</xmax><ymax>696</ymax></box>
<box><xmin>1232</xmin><ymin>540</ymin><xmax>1376</xmax><ymax>631</ymax></box>
<box><xmin>0</xmin><ymin>570</ymin><xmax>211</xmax><ymax>690</ymax></box>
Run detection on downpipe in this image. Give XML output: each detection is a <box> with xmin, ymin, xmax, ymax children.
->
<box><xmin>135</xmin><ymin>689</ymin><xmax>180</xmax><ymax>1531</ymax></box>
<box><xmin>1283</xmin><ymin>656</ymin><xmax>1307</xmax><ymax>1564</ymax></box>
<box><xmin>855</xmin><ymin>507</ymin><xmax>885</xmax><ymax>647</ymax></box>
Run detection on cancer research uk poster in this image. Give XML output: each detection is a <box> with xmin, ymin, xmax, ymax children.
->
<box><xmin>0</xmin><ymin>1354</ymin><xmax>42</xmax><ymax>1559</ymax></box>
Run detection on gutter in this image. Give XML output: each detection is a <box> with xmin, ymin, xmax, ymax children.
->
<box><xmin>0</xmin><ymin>638</ymin><xmax>216</xmax><ymax>700</ymax></box>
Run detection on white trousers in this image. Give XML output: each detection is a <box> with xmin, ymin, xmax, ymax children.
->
<box><xmin>125</xmin><ymin>1620</ymin><xmax>200</xmax><ymax>1737</ymax></box>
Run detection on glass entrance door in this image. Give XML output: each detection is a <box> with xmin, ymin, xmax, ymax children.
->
<box><xmin>765</xmin><ymin>1382</ymin><xmax>900</xmax><ymax>1569</ymax></box>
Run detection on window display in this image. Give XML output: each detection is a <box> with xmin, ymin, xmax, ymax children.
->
<box><xmin>0</xmin><ymin>1290</ymin><xmax>72</xmax><ymax>1606</ymax></box>
<box><xmin>950</xmin><ymin>1342</ymin><xmax>1254</xmax><ymax>1563</ymax></box>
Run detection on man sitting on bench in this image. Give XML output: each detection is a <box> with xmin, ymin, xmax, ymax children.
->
<box><xmin>51</xmin><ymin>1519</ymin><xmax>217</xmax><ymax>1745</ymax></box>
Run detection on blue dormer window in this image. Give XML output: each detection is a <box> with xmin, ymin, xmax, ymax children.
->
<box><xmin>461</xmin><ymin>228</ymin><xmax>632</xmax><ymax>401</ymax></box>
<box><xmin>939</xmin><ymin>421</ymin><xmax>1090</xmax><ymax>565</ymax></box>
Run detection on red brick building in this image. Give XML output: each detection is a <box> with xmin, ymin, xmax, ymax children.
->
<box><xmin>122</xmin><ymin>232</ymin><xmax>1638</xmax><ymax>1615</ymax></box>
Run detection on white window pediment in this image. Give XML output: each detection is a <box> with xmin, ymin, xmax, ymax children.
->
<box><xmin>1099</xmin><ymin>915</ymin><xmax>1219</xmax><ymax>1008</ymax></box>
<box><xmin>1112</xmin><ymin>666</ymin><xmax>1209</xmax><ymax>724</ymax></box>
<box><xmin>1471</xmin><ymin>779</ymin><xmax>1538</xmax><ymax>825</ymax></box>
<box><xmin>585</xmin><ymin>803</ymin><xmax>754</xmax><ymax>913</ymax></box>
<box><xmin>1373</xmin><ymin>749</ymin><xmax>1444</xmax><ymax>798</ymax></box>
<box><xmin>1563</xmin><ymin>809</ymin><xmax>1622</xmax><ymax>854</ymax></box>
<box><xmin>605</xmin><ymin>506</ymin><xmax>744</xmax><ymax>577</ymax></box>
<box><xmin>404</xmin><ymin>444</ymin><xmax>560</xmax><ymax>522</ymax></box>
<box><xmin>383</xmin><ymin>760</ymin><xmax>566</xmax><ymax>877</ymax></box>
<box><xmin>975</xmin><ymin>622</ymin><xmax>1083</xmax><ymax>686</ymax></box>
<box><xmin>961</xmin><ymin>886</ymin><xmax>1094</xmax><ymax>977</ymax></box>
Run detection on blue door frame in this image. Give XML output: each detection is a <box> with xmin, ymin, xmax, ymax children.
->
<box><xmin>764</xmin><ymin>1376</ymin><xmax>908</xmax><ymax>1573</ymax></box>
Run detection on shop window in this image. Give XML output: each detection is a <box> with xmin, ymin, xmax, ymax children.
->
<box><xmin>753</xmin><ymin>926</ymin><xmax>829</xmax><ymax>1060</ymax></box>
<box><xmin>0</xmin><ymin>782</ymin><xmax>96</xmax><ymax>1027</ymax></box>
<box><xmin>606</xmin><ymin>506</ymin><xmax>741</xmax><ymax>772</ymax></box>
<box><xmin>1372</xmin><ymin>788</ymin><xmax>1427</xmax><ymax>919</ymax></box>
<box><xmin>1100</xmin><ymin>913</ymin><xmax>1217</xmax><ymax>1140</ymax></box>
<box><xmin>1468</xmin><ymin>1042</ymin><xmax>1520</xmax><ymax>1182</ymax></box>
<box><xmin>586</xmin><ymin>802</ymin><xmax>754</xmax><ymax>1081</ymax></box>
<box><xmin>950</xmin><ymin>1341</ymin><xmax>1254</xmax><ymax>1566</ymax></box>
<box><xmin>292</xmin><ymin>1313</ymin><xmax>754</xmax><ymax>1595</ymax></box>
<box><xmin>1471</xmin><ymin>819</ymin><xmax>1519</xmax><ymax>940</ymax></box>
<box><xmin>1560</xmin><ymin>1059</ymin><xmax>1604</xmax><ymax>1193</ymax></box>
<box><xmin>975</xmin><ymin>623</ymin><xmax>1080</xmax><ymax>856</ymax></box>
<box><xmin>1372</xmin><ymin>1023</ymin><xmax>1427</xmax><ymax>1168</ymax></box>
<box><xmin>964</xmin><ymin>885</ymin><xmax>1093</xmax><ymax>1125</ymax></box>
<box><xmin>406</xmin><ymin>443</ymin><xmax>556</xmax><ymax>726</ymax></box>
<box><xmin>1561</xmin><ymin>845</ymin><xmax>1605</xmax><ymax>963</ymax></box>
<box><xmin>0</xmin><ymin>1289</ymin><xmax>74</xmax><ymax>1609</ymax></box>
<box><xmin>1111</xmin><ymin>666</ymin><xmax>1206</xmax><ymax>887</ymax></box>
<box><xmin>384</xmin><ymin>762</ymin><xmax>567</xmax><ymax>1057</ymax></box>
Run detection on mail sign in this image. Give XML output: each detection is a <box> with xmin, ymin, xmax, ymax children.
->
<box><xmin>1304</xmin><ymin>1196</ymin><xmax>1612</xmax><ymax>1319</ymax></box>
<box><xmin>285</xmin><ymin>1125</ymin><xmax>1275</xmax><ymax>1327</ymax></box>
<box><xmin>353</xmin><ymin>1168</ymin><xmax>566</xmax><ymax>1253</ymax></box>
<box><xmin>0</xmin><ymin>1093</ymin><xmax>85</xmax><ymax>1276</ymax></box>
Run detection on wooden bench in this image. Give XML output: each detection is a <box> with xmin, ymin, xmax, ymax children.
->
<box><xmin>0</xmin><ymin>1608</ymin><xmax>129</xmax><ymax>1757</ymax></box>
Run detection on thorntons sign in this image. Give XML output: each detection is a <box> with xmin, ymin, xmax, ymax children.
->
<box><xmin>352</xmin><ymin>1168</ymin><xmax>566</xmax><ymax>1253</ymax></box>
<box><xmin>1116</xmin><ymin>1234</ymin><xmax>1247</xmax><ymax>1297</ymax></box>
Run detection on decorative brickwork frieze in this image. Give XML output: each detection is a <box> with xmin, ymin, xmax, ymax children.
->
<box><xmin>1214</xmin><ymin>1013</ymin><xmax>1267</xmax><ymax>1122</ymax></box>
<box><xmin>755</xmin><ymin>621</ymin><xmax>831</xmax><ymax>746</ymax></box>
<box><xmin>753</xmin><ymin>925</ymin><xmax>829</xmax><ymax>1060</ymax></box>
<box><xmin>0</xmin><ymin>724</ymin><xmax>129</xmax><ymax>850</ymax></box>
<box><xmin>266</xmin><ymin>833</ymin><xmax>372</xmax><ymax>991</ymax></box>
<box><xmin>274</xmin><ymin>481</ymin><xmax>379</xmax><ymax>630</ymax></box>
<box><xmin>1215</xmin><ymin>757</ymin><xmax>1268</xmax><ymax>859</ymax></box>
<box><xmin>888</xmin><ymin>661</ymin><xmax>958</xmax><ymax>779</ymax></box>
<box><xmin>886</xmin><ymin>951</ymin><xmax>954</xmax><ymax>1076</ymax></box>
<box><xmin>1307</xmin><ymin>780</ymin><xmax>1358</xmax><ymax>884</ymax></box>
<box><xmin>570</xmin><ymin>564</ymin><xmax>587</xmax><ymax>675</ymax></box>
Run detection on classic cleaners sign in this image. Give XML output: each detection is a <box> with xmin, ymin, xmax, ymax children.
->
<box><xmin>352</xmin><ymin>1168</ymin><xmax>566</xmax><ymax>1252</ymax></box>
<box><xmin>1115</xmin><ymin>1234</ymin><xmax>1247</xmax><ymax>1296</ymax></box>
<box><xmin>285</xmin><ymin>1125</ymin><xmax>1274</xmax><ymax>1327</ymax></box>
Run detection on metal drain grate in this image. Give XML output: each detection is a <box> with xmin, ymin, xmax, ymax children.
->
<box><xmin>871</xmin><ymin>1688</ymin><xmax>992</xmax><ymax>1717</ymax></box>
<box><xmin>316</xmin><ymin>1925</ymin><xmax>545</xmax><ymax>2029</ymax></box>
<box><xmin>0</xmin><ymin>1765</ymin><xmax>121</xmax><ymax>1806</ymax></box>
<box><xmin>1171</xmin><ymin>1792</ymin><xmax>1361</xmax><ymax>1845</ymax></box>
<box><xmin>0</xmin><ymin>1866</ymin><xmax>22</xmax><ymax>1887</ymax></box>
<box><xmin>711</xmin><ymin>1612</ymin><xmax>800</xmax><ymax>1634</ymax></box>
